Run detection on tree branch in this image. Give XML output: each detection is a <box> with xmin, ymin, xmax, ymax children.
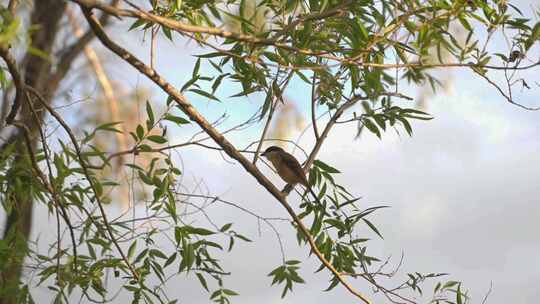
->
<box><xmin>472</xmin><ymin>69</ymin><xmax>540</xmax><ymax>111</ymax></box>
<box><xmin>78</xmin><ymin>6</ymin><xmax>372</xmax><ymax>304</ymax></box>
<box><xmin>0</xmin><ymin>47</ymin><xmax>25</xmax><ymax>125</ymax></box>
<box><xmin>25</xmin><ymin>86</ymin><xmax>141</xmax><ymax>282</ymax></box>
<box><xmin>69</xmin><ymin>0</ymin><xmax>540</xmax><ymax>73</ymax></box>
<box><xmin>49</xmin><ymin>0</ymin><xmax>121</xmax><ymax>92</ymax></box>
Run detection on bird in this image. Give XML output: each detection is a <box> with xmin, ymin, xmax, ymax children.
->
<box><xmin>261</xmin><ymin>146</ymin><xmax>321</xmax><ymax>206</ymax></box>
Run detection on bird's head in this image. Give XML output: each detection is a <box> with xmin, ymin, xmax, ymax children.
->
<box><xmin>261</xmin><ymin>146</ymin><xmax>285</xmax><ymax>158</ymax></box>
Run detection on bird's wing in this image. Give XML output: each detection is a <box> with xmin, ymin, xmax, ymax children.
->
<box><xmin>281</xmin><ymin>151</ymin><xmax>309</xmax><ymax>186</ymax></box>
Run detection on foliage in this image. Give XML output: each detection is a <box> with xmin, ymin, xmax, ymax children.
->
<box><xmin>0</xmin><ymin>0</ymin><xmax>538</xmax><ymax>303</ymax></box>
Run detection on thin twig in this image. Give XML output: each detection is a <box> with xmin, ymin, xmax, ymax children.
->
<box><xmin>473</xmin><ymin>69</ymin><xmax>540</xmax><ymax>111</ymax></box>
<box><xmin>252</xmin><ymin>72</ymin><xmax>281</xmax><ymax>165</ymax></box>
<box><xmin>24</xmin><ymin>90</ymin><xmax>79</xmax><ymax>270</ymax></box>
<box><xmin>481</xmin><ymin>281</ymin><xmax>493</xmax><ymax>304</ymax></box>
<box><xmin>311</xmin><ymin>66</ymin><xmax>320</xmax><ymax>140</ymax></box>
<box><xmin>26</xmin><ymin>86</ymin><xmax>140</xmax><ymax>281</ymax></box>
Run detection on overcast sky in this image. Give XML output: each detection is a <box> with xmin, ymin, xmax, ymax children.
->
<box><xmin>3</xmin><ymin>2</ymin><xmax>539</xmax><ymax>303</ymax></box>
<box><xmin>166</xmin><ymin>89</ymin><xmax>540</xmax><ymax>304</ymax></box>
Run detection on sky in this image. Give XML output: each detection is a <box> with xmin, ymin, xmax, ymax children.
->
<box><xmin>166</xmin><ymin>88</ymin><xmax>540</xmax><ymax>304</ymax></box>
<box><xmin>2</xmin><ymin>1</ymin><xmax>540</xmax><ymax>303</ymax></box>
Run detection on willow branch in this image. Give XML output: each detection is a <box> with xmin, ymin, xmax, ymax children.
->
<box><xmin>79</xmin><ymin>6</ymin><xmax>372</xmax><ymax>303</ymax></box>
<box><xmin>69</xmin><ymin>0</ymin><xmax>540</xmax><ymax>73</ymax></box>
<box><xmin>473</xmin><ymin>69</ymin><xmax>540</xmax><ymax>111</ymax></box>
<box><xmin>26</xmin><ymin>86</ymin><xmax>140</xmax><ymax>282</ymax></box>
<box><xmin>23</xmin><ymin>91</ymin><xmax>79</xmax><ymax>269</ymax></box>
<box><xmin>282</xmin><ymin>92</ymin><xmax>413</xmax><ymax>195</ymax></box>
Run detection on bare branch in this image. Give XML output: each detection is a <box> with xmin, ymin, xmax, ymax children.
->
<box><xmin>473</xmin><ymin>69</ymin><xmax>540</xmax><ymax>111</ymax></box>
<box><xmin>0</xmin><ymin>47</ymin><xmax>25</xmax><ymax>125</ymax></box>
<box><xmin>481</xmin><ymin>281</ymin><xmax>493</xmax><ymax>304</ymax></box>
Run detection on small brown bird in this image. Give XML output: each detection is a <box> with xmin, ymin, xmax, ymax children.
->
<box><xmin>261</xmin><ymin>146</ymin><xmax>320</xmax><ymax>205</ymax></box>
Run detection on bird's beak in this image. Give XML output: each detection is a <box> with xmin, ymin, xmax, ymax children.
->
<box><xmin>260</xmin><ymin>151</ymin><xmax>267</xmax><ymax>157</ymax></box>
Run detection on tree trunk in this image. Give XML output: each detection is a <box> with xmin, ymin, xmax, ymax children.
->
<box><xmin>1</xmin><ymin>1</ymin><xmax>66</xmax><ymax>303</ymax></box>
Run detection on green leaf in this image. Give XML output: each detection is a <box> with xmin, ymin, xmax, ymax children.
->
<box><xmin>146</xmin><ymin>101</ymin><xmax>155</xmax><ymax>128</ymax></box>
<box><xmin>129</xmin><ymin>18</ymin><xmax>147</xmax><ymax>31</ymax></box>
<box><xmin>458</xmin><ymin>16</ymin><xmax>472</xmax><ymax>32</ymax></box>
<box><xmin>456</xmin><ymin>283</ymin><xmax>463</xmax><ymax>304</ymax></box>
<box><xmin>181</xmin><ymin>76</ymin><xmax>199</xmax><ymax>92</ymax></box>
<box><xmin>443</xmin><ymin>281</ymin><xmax>459</xmax><ymax>289</ymax></box>
<box><xmin>373</xmin><ymin>114</ymin><xmax>386</xmax><ymax>130</ymax></box>
<box><xmin>150</xmin><ymin>249</ymin><xmax>167</xmax><ymax>259</ymax></box>
<box><xmin>222</xmin><ymin>289</ymin><xmax>238</xmax><ymax>296</ymax></box>
<box><xmin>325</xmin><ymin>218</ymin><xmax>346</xmax><ymax>231</ymax></box>
<box><xmin>127</xmin><ymin>241</ymin><xmax>137</xmax><ymax>260</ymax></box>
<box><xmin>184</xmin><ymin>226</ymin><xmax>215</xmax><ymax>236</ymax></box>
<box><xmin>210</xmin><ymin>289</ymin><xmax>221</xmax><ymax>300</ymax></box>
<box><xmin>147</xmin><ymin>135</ymin><xmax>167</xmax><ymax>144</ymax></box>
<box><xmin>263</xmin><ymin>52</ymin><xmax>282</xmax><ymax>64</ymax></box>
<box><xmin>324</xmin><ymin>278</ymin><xmax>339</xmax><ymax>291</ymax></box>
<box><xmin>196</xmin><ymin>273</ymin><xmax>209</xmax><ymax>291</ymax></box>
<box><xmin>96</xmin><ymin>121</ymin><xmax>123</xmax><ymax>133</ymax></box>
<box><xmin>164</xmin><ymin>253</ymin><xmax>177</xmax><ymax>268</ymax></box>
<box><xmin>175</xmin><ymin>226</ymin><xmax>183</xmax><ymax>244</ymax></box>
<box><xmin>228</xmin><ymin>236</ymin><xmax>235</xmax><ymax>252</ymax></box>
<box><xmin>363</xmin><ymin>218</ymin><xmax>383</xmax><ymax>239</ymax></box>
<box><xmin>313</xmin><ymin>160</ymin><xmax>340</xmax><ymax>173</ymax></box>
<box><xmin>179</xmin><ymin>241</ymin><xmax>195</xmax><ymax>272</ymax></box>
<box><xmin>195</xmin><ymin>52</ymin><xmax>226</xmax><ymax>58</ymax></box>
<box><xmin>189</xmin><ymin>88</ymin><xmax>220</xmax><ymax>101</ymax></box>
<box><xmin>138</xmin><ymin>144</ymin><xmax>152</xmax><ymax>152</ymax></box>
<box><xmin>396</xmin><ymin>117</ymin><xmax>413</xmax><ymax>136</ymax></box>
<box><xmin>234</xmin><ymin>233</ymin><xmax>252</xmax><ymax>242</ymax></box>
<box><xmin>162</xmin><ymin>26</ymin><xmax>173</xmax><ymax>41</ymax></box>
<box><xmin>289</xmin><ymin>271</ymin><xmax>305</xmax><ymax>283</ymax></box>
<box><xmin>220</xmin><ymin>223</ymin><xmax>233</xmax><ymax>232</ymax></box>
<box><xmin>363</xmin><ymin>118</ymin><xmax>381</xmax><ymax>139</ymax></box>
<box><xmin>212</xmin><ymin>74</ymin><xmax>228</xmax><ymax>94</ymax></box>
<box><xmin>259</xmin><ymin>87</ymin><xmax>273</xmax><ymax>120</ymax></box>
<box><xmin>138</xmin><ymin>171</ymin><xmax>154</xmax><ymax>185</ymax></box>
<box><xmin>164</xmin><ymin>114</ymin><xmax>190</xmax><ymax>125</ymax></box>
<box><xmin>525</xmin><ymin>21</ymin><xmax>540</xmax><ymax>50</ymax></box>
<box><xmin>192</xmin><ymin>58</ymin><xmax>201</xmax><ymax>78</ymax></box>
<box><xmin>134</xmin><ymin>249</ymin><xmax>148</xmax><ymax>264</ymax></box>
<box><xmin>229</xmin><ymin>86</ymin><xmax>259</xmax><ymax>98</ymax></box>
<box><xmin>199</xmin><ymin>240</ymin><xmax>223</xmax><ymax>250</ymax></box>
<box><xmin>136</xmin><ymin>125</ymin><xmax>144</xmax><ymax>140</ymax></box>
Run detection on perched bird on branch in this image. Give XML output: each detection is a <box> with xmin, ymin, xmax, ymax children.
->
<box><xmin>261</xmin><ymin>146</ymin><xmax>320</xmax><ymax>205</ymax></box>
